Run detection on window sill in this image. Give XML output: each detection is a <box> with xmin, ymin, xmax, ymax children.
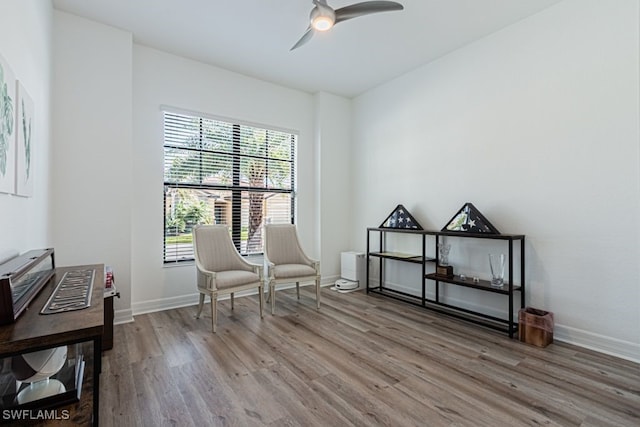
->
<box><xmin>163</xmin><ymin>254</ymin><xmax>265</xmax><ymax>269</ymax></box>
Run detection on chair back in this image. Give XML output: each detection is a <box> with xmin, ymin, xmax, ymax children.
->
<box><xmin>264</xmin><ymin>224</ymin><xmax>309</xmax><ymax>265</ymax></box>
<box><xmin>193</xmin><ymin>225</ymin><xmax>246</xmax><ymax>272</ymax></box>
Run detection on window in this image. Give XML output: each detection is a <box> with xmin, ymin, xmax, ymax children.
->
<box><xmin>163</xmin><ymin>110</ymin><xmax>297</xmax><ymax>263</ymax></box>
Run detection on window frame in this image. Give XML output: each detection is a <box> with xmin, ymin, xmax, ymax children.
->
<box><xmin>162</xmin><ymin>107</ymin><xmax>297</xmax><ymax>264</ymax></box>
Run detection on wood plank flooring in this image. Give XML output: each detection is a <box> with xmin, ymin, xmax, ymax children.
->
<box><xmin>99</xmin><ymin>287</ymin><xmax>640</xmax><ymax>426</ymax></box>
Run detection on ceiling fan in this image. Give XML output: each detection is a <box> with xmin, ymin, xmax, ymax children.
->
<box><xmin>291</xmin><ymin>0</ymin><xmax>404</xmax><ymax>50</ymax></box>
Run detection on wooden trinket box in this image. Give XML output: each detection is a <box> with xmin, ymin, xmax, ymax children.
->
<box><xmin>0</xmin><ymin>249</ymin><xmax>55</xmax><ymax>325</ymax></box>
<box><xmin>518</xmin><ymin>307</ymin><xmax>554</xmax><ymax>347</ymax></box>
<box><xmin>436</xmin><ymin>265</ymin><xmax>454</xmax><ymax>278</ymax></box>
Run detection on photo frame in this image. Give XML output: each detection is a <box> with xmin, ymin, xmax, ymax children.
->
<box><xmin>15</xmin><ymin>81</ymin><xmax>34</xmax><ymax>197</ymax></box>
<box><xmin>0</xmin><ymin>54</ymin><xmax>16</xmax><ymax>194</ymax></box>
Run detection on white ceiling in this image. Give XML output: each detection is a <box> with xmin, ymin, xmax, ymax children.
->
<box><xmin>52</xmin><ymin>0</ymin><xmax>563</xmax><ymax>98</ymax></box>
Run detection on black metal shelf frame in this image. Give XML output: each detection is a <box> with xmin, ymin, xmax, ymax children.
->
<box><xmin>366</xmin><ymin>227</ymin><xmax>526</xmax><ymax>338</ymax></box>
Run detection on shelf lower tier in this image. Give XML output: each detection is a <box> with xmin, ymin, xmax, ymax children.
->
<box><xmin>367</xmin><ymin>286</ymin><xmax>519</xmax><ymax>336</ymax></box>
<box><xmin>426</xmin><ymin>273</ymin><xmax>521</xmax><ymax>294</ymax></box>
<box><xmin>369</xmin><ymin>252</ymin><xmax>435</xmax><ymax>264</ymax></box>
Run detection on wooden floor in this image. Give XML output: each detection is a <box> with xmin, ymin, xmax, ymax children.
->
<box><xmin>99</xmin><ymin>287</ymin><xmax>640</xmax><ymax>427</ymax></box>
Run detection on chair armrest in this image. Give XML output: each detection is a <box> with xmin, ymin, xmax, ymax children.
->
<box><xmin>194</xmin><ymin>258</ymin><xmax>217</xmax><ymax>291</ymax></box>
<box><xmin>197</xmin><ymin>269</ymin><xmax>216</xmax><ymax>291</ymax></box>
<box><xmin>250</xmin><ymin>264</ymin><xmax>264</xmax><ymax>279</ymax></box>
<box><xmin>194</xmin><ymin>256</ymin><xmax>212</xmax><ymax>276</ymax></box>
<box><xmin>296</xmin><ymin>249</ymin><xmax>316</xmax><ymax>267</ymax></box>
<box><xmin>265</xmin><ymin>260</ymin><xmax>275</xmax><ymax>280</ymax></box>
<box><xmin>232</xmin><ymin>250</ymin><xmax>264</xmax><ymax>274</ymax></box>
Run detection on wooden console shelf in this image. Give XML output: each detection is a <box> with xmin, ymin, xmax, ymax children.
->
<box><xmin>366</xmin><ymin>227</ymin><xmax>525</xmax><ymax>337</ymax></box>
<box><xmin>0</xmin><ymin>263</ymin><xmax>104</xmax><ymax>426</ymax></box>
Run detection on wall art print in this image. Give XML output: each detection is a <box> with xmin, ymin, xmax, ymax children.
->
<box><xmin>0</xmin><ymin>54</ymin><xmax>16</xmax><ymax>194</ymax></box>
<box><xmin>15</xmin><ymin>81</ymin><xmax>33</xmax><ymax>197</ymax></box>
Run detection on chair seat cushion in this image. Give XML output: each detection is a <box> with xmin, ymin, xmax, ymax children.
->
<box><xmin>216</xmin><ymin>270</ymin><xmax>261</xmax><ymax>289</ymax></box>
<box><xmin>273</xmin><ymin>264</ymin><xmax>316</xmax><ymax>279</ymax></box>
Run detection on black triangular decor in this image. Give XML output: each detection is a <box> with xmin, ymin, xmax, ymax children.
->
<box><xmin>379</xmin><ymin>204</ymin><xmax>423</xmax><ymax>230</ymax></box>
<box><xmin>442</xmin><ymin>202</ymin><xmax>500</xmax><ymax>234</ymax></box>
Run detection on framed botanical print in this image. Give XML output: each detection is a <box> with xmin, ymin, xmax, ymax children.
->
<box><xmin>15</xmin><ymin>81</ymin><xmax>34</xmax><ymax>197</ymax></box>
<box><xmin>0</xmin><ymin>54</ymin><xmax>16</xmax><ymax>194</ymax></box>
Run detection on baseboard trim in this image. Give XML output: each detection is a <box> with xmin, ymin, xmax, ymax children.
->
<box><xmin>114</xmin><ymin>308</ymin><xmax>134</xmax><ymax>325</ymax></box>
<box><xmin>131</xmin><ymin>278</ymin><xmax>337</xmax><ymax>317</ymax></box>
<box><xmin>132</xmin><ymin>294</ymin><xmax>200</xmax><ymax>316</ymax></box>
<box><xmin>554</xmin><ymin>325</ymin><xmax>640</xmax><ymax>364</ymax></box>
<box><xmin>322</xmin><ymin>274</ymin><xmax>340</xmax><ymax>286</ymax></box>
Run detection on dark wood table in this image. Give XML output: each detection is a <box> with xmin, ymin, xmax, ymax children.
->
<box><xmin>0</xmin><ymin>264</ymin><xmax>104</xmax><ymax>426</ymax></box>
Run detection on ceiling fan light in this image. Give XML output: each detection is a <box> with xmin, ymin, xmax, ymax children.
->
<box><xmin>310</xmin><ymin>6</ymin><xmax>336</xmax><ymax>31</ymax></box>
<box><xmin>312</xmin><ymin>15</ymin><xmax>334</xmax><ymax>31</ymax></box>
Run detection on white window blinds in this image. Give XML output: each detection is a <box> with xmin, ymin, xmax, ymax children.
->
<box><xmin>163</xmin><ymin>110</ymin><xmax>297</xmax><ymax>262</ymax></box>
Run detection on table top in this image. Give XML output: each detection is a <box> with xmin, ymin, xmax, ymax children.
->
<box><xmin>0</xmin><ymin>264</ymin><xmax>104</xmax><ymax>355</ymax></box>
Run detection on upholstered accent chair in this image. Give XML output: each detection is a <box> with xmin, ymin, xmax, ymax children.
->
<box><xmin>192</xmin><ymin>225</ymin><xmax>264</xmax><ymax>332</ymax></box>
<box><xmin>263</xmin><ymin>224</ymin><xmax>320</xmax><ymax>314</ymax></box>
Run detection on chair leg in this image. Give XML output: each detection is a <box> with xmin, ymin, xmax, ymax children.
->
<box><xmin>230</xmin><ymin>292</ymin><xmax>234</xmax><ymax>310</ymax></box>
<box><xmin>211</xmin><ymin>294</ymin><xmax>218</xmax><ymax>333</ymax></box>
<box><xmin>271</xmin><ymin>282</ymin><xmax>276</xmax><ymax>315</ymax></box>
<box><xmin>266</xmin><ymin>281</ymin><xmax>271</xmax><ymax>303</ymax></box>
<box><xmin>316</xmin><ymin>277</ymin><xmax>321</xmax><ymax>309</ymax></box>
<box><xmin>259</xmin><ymin>285</ymin><xmax>264</xmax><ymax>318</ymax></box>
<box><xmin>296</xmin><ymin>282</ymin><xmax>300</xmax><ymax>300</ymax></box>
<box><xmin>196</xmin><ymin>293</ymin><xmax>205</xmax><ymax>318</ymax></box>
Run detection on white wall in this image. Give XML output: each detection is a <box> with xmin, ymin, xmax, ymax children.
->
<box><xmin>0</xmin><ymin>0</ymin><xmax>52</xmax><ymax>260</ymax></box>
<box><xmin>352</xmin><ymin>0</ymin><xmax>640</xmax><ymax>361</ymax></box>
<box><xmin>52</xmin><ymin>11</ymin><xmax>133</xmax><ymax>320</ymax></box>
<box><xmin>314</xmin><ymin>92</ymin><xmax>353</xmax><ymax>281</ymax></box>
<box><xmin>131</xmin><ymin>45</ymin><xmax>318</xmax><ymax>313</ymax></box>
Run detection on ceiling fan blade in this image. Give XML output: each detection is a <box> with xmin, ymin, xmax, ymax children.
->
<box><xmin>334</xmin><ymin>1</ymin><xmax>404</xmax><ymax>24</ymax></box>
<box><xmin>290</xmin><ymin>27</ymin><xmax>315</xmax><ymax>51</ymax></box>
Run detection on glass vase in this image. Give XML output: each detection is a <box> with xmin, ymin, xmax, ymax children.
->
<box><xmin>488</xmin><ymin>253</ymin><xmax>505</xmax><ymax>287</ymax></box>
